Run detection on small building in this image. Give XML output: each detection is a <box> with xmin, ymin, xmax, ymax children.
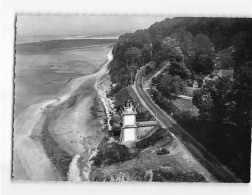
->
<box><xmin>204</xmin><ymin>63</ymin><xmax>234</xmax><ymax>85</ymax></box>
<box><xmin>120</xmin><ymin>98</ymin><xmax>138</xmax><ymax>147</ymax></box>
<box><xmin>120</xmin><ymin>98</ymin><xmax>157</xmax><ymax>147</ymax></box>
<box><xmin>218</xmin><ymin>69</ymin><xmax>234</xmax><ymax>79</ymax></box>
<box><xmin>192</xmin><ymin>81</ymin><xmax>198</xmax><ymax>88</ymax></box>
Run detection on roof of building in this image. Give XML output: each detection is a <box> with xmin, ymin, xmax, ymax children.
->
<box><xmin>218</xmin><ymin>69</ymin><xmax>234</xmax><ymax>78</ymax></box>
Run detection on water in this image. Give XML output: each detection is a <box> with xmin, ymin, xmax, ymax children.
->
<box><xmin>16</xmin><ymin>34</ymin><xmax>120</xmax><ymax>44</ymax></box>
<box><xmin>14</xmin><ymin>40</ymin><xmax>113</xmax><ymax>118</ymax></box>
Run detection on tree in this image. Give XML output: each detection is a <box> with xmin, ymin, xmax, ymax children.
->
<box><xmin>227</xmin><ymin>70</ymin><xmax>252</xmax><ymax>138</ymax></box>
<box><xmin>219</xmin><ymin>56</ymin><xmax>235</xmax><ymax>69</ymax></box>
<box><xmin>141</xmin><ymin>44</ymin><xmax>153</xmax><ymax>64</ymax></box>
<box><xmin>109</xmin><ymin>83</ymin><xmax>123</xmax><ymax>95</ymax></box>
<box><xmin>168</xmin><ymin>46</ymin><xmax>184</xmax><ymax>62</ymax></box>
<box><xmin>170</xmin><ymin>26</ymin><xmax>193</xmax><ymax>56</ymax></box>
<box><xmin>232</xmin><ymin>31</ymin><xmax>252</xmax><ymax>76</ymax></box>
<box><xmin>160</xmin><ymin>37</ymin><xmax>185</xmax><ymax>62</ymax></box>
<box><xmin>109</xmin><ymin>16</ymin><xmax>252</xmax><ymax>182</ymax></box>
<box><xmin>110</xmin><ymin>114</ymin><xmax>121</xmax><ymax>126</ymax></box>
<box><xmin>192</xmin><ymin>73</ymin><xmax>252</xmax><ymax>181</ymax></box>
<box><xmin>145</xmin><ymin>61</ymin><xmax>157</xmax><ymax>75</ymax></box>
<box><xmin>124</xmin><ymin>47</ymin><xmax>142</xmax><ymax>67</ymax></box>
<box><xmin>152</xmin><ymin>35</ymin><xmax>163</xmax><ymax>53</ymax></box>
<box><xmin>118</xmin><ymin>74</ymin><xmax>131</xmax><ymax>86</ymax></box>
<box><xmin>191</xmin><ymin>33</ymin><xmax>214</xmax><ymax>56</ymax></box>
<box><xmin>161</xmin><ymin>37</ymin><xmax>180</xmax><ymax>52</ymax></box>
<box><xmin>156</xmin><ymin>74</ymin><xmax>186</xmax><ymax>98</ymax></box>
<box><xmin>152</xmin><ymin>50</ymin><xmax>165</xmax><ymax>64</ymax></box>
<box><xmin>152</xmin><ymin>91</ymin><xmax>174</xmax><ymax>113</ymax></box>
<box><xmin>192</xmin><ymin>77</ymin><xmax>233</xmax><ymax>143</ymax></box>
<box><xmin>192</xmin><ymin>88</ymin><xmax>213</xmax><ymax>121</ymax></box>
<box><xmin>228</xmin><ymin>71</ymin><xmax>252</xmax><ymax>182</ymax></box>
<box><xmin>151</xmin><ymin>74</ymin><xmax>164</xmax><ymax>85</ymax></box>
<box><xmin>91</xmin><ymin>141</ymin><xmax>131</xmax><ymax>168</ymax></box>
<box><xmin>168</xmin><ymin>61</ymin><xmax>191</xmax><ymax>79</ymax></box>
<box><xmin>190</xmin><ymin>55</ymin><xmax>214</xmax><ymax>74</ymax></box>
<box><xmin>114</xmin><ymin>88</ymin><xmax>133</xmax><ymax>107</ymax></box>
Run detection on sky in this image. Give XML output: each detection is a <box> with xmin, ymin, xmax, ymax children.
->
<box><xmin>16</xmin><ymin>15</ymin><xmax>167</xmax><ymax>37</ymax></box>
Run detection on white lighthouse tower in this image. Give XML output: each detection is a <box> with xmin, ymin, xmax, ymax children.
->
<box><xmin>120</xmin><ymin>98</ymin><xmax>137</xmax><ymax>146</ymax></box>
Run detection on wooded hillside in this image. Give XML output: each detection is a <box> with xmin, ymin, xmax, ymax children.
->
<box><xmin>108</xmin><ymin>17</ymin><xmax>252</xmax><ymax>182</ymax></box>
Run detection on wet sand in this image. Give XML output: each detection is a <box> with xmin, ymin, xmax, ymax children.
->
<box><xmin>14</xmin><ymin>44</ymin><xmax>113</xmax><ymax>118</ymax></box>
<box><xmin>13</xmin><ymin>50</ymin><xmax>113</xmax><ymax>181</ymax></box>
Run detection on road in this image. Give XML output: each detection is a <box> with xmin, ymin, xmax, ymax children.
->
<box><xmin>133</xmin><ymin>65</ymin><xmax>239</xmax><ymax>182</ymax></box>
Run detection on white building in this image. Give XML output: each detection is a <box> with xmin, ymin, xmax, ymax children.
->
<box><xmin>120</xmin><ymin>98</ymin><xmax>157</xmax><ymax>148</ymax></box>
<box><xmin>120</xmin><ymin>98</ymin><xmax>137</xmax><ymax>145</ymax></box>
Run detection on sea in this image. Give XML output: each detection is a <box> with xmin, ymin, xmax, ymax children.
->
<box><xmin>14</xmin><ymin>34</ymin><xmax>117</xmax><ymax>118</ymax></box>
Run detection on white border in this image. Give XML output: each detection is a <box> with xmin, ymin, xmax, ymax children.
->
<box><xmin>1</xmin><ymin>0</ymin><xmax>252</xmax><ymax>195</ymax></box>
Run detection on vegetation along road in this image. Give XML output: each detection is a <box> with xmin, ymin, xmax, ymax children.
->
<box><xmin>132</xmin><ymin>65</ymin><xmax>240</xmax><ymax>183</ymax></box>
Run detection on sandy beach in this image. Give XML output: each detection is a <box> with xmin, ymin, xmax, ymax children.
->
<box><xmin>13</xmin><ymin>49</ymin><xmax>113</xmax><ymax>181</ymax></box>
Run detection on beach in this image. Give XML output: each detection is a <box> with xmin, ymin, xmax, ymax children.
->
<box><xmin>13</xmin><ymin>43</ymin><xmax>114</xmax><ymax>181</ymax></box>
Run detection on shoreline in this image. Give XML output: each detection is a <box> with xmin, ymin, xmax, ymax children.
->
<box><xmin>13</xmin><ymin>48</ymin><xmax>113</xmax><ymax>181</ymax></box>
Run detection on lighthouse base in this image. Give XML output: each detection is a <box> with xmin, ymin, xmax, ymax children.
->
<box><xmin>121</xmin><ymin>141</ymin><xmax>136</xmax><ymax>148</ymax></box>
<box><xmin>121</xmin><ymin>127</ymin><xmax>137</xmax><ymax>143</ymax></box>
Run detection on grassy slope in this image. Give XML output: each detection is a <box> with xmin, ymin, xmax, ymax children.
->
<box><xmin>90</xmin><ymin>128</ymin><xmax>209</xmax><ymax>182</ymax></box>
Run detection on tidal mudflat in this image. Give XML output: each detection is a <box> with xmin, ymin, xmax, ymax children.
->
<box><xmin>13</xmin><ymin>39</ymin><xmax>115</xmax><ymax>180</ymax></box>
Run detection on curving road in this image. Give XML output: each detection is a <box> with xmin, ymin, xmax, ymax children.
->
<box><xmin>132</xmin><ymin>65</ymin><xmax>239</xmax><ymax>182</ymax></box>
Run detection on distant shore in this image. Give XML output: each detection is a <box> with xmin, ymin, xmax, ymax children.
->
<box><xmin>13</xmin><ymin>48</ymin><xmax>113</xmax><ymax>181</ymax></box>
<box><xmin>15</xmin><ymin>38</ymin><xmax>117</xmax><ymax>54</ymax></box>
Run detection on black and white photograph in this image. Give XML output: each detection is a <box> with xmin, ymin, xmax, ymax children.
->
<box><xmin>1</xmin><ymin>0</ymin><xmax>252</xmax><ymax>195</ymax></box>
<box><xmin>12</xmin><ymin>15</ymin><xmax>252</xmax><ymax>183</ymax></box>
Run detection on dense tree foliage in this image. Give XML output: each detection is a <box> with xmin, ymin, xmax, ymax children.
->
<box><xmin>232</xmin><ymin>31</ymin><xmax>252</xmax><ymax>76</ymax></box>
<box><xmin>168</xmin><ymin>61</ymin><xmax>191</xmax><ymax>79</ymax></box>
<box><xmin>161</xmin><ymin>37</ymin><xmax>179</xmax><ymax>53</ymax></box>
<box><xmin>193</xmin><ymin>78</ymin><xmax>233</xmax><ymax>135</ymax></box>
<box><xmin>152</xmin><ymin>74</ymin><xmax>186</xmax><ymax>99</ymax></box>
<box><xmin>108</xmin><ymin>17</ymin><xmax>252</xmax><ymax>182</ymax></box>
<box><xmin>91</xmin><ymin>141</ymin><xmax>131</xmax><ymax>168</ymax></box>
<box><xmin>192</xmin><ymin>72</ymin><xmax>252</xmax><ymax>181</ymax></box>
<box><xmin>145</xmin><ymin>61</ymin><xmax>157</xmax><ymax>75</ymax></box>
<box><xmin>191</xmin><ymin>33</ymin><xmax>214</xmax><ymax>56</ymax></box>
<box><xmin>110</xmin><ymin>17</ymin><xmax>252</xmax><ymax>85</ymax></box>
<box><xmin>141</xmin><ymin>44</ymin><xmax>153</xmax><ymax>64</ymax></box>
<box><xmin>152</xmin><ymin>91</ymin><xmax>175</xmax><ymax>113</ymax></box>
<box><xmin>189</xmin><ymin>55</ymin><xmax>214</xmax><ymax>74</ymax></box>
<box><xmin>125</xmin><ymin>47</ymin><xmax>142</xmax><ymax>67</ymax></box>
<box><xmin>170</xmin><ymin>27</ymin><xmax>193</xmax><ymax>56</ymax></box>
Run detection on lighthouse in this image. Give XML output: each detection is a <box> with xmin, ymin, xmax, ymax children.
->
<box><xmin>120</xmin><ymin>97</ymin><xmax>137</xmax><ymax>146</ymax></box>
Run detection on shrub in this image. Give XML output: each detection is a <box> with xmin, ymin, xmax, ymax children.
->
<box><xmin>91</xmin><ymin>142</ymin><xmax>131</xmax><ymax>168</ymax></box>
<box><xmin>173</xmin><ymin>110</ymin><xmax>200</xmax><ymax>134</ymax></box>
<box><xmin>197</xmin><ymin>79</ymin><xmax>203</xmax><ymax>88</ymax></box>
<box><xmin>155</xmin><ymin>74</ymin><xmax>186</xmax><ymax>98</ymax></box>
<box><xmin>145</xmin><ymin>65</ymin><xmax>153</xmax><ymax>75</ymax></box>
<box><xmin>109</xmin><ymin>114</ymin><xmax>121</xmax><ymax>126</ymax></box>
<box><xmin>136</xmin><ymin>128</ymin><xmax>169</xmax><ymax>149</ymax></box>
<box><xmin>168</xmin><ymin>61</ymin><xmax>191</xmax><ymax>79</ymax></box>
<box><xmin>152</xmin><ymin>91</ymin><xmax>176</xmax><ymax>114</ymax></box>
<box><xmin>109</xmin><ymin>83</ymin><xmax>123</xmax><ymax>96</ymax></box>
